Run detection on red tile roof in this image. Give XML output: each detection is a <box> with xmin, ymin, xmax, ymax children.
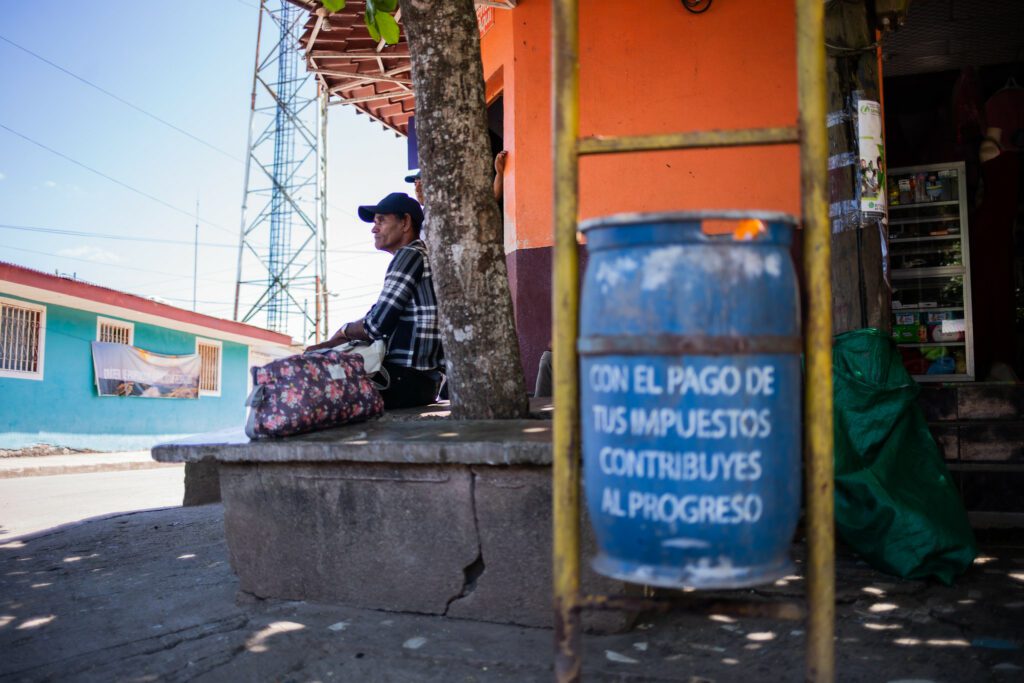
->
<box><xmin>286</xmin><ymin>1</ymin><xmax>516</xmax><ymax>134</ymax></box>
<box><xmin>0</xmin><ymin>261</ymin><xmax>293</xmax><ymax>346</ymax></box>
<box><xmin>292</xmin><ymin>0</ymin><xmax>415</xmax><ymax>136</ymax></box>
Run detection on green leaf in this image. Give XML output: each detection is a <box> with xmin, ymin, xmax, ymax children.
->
<box><xmin>365</xmin><ymin>0</ymin><xmax>376</xmax><ymax>15</ymax></box>
<box><xmin>375</xmin><ymin>10</ymin><xmax>400</xmax><ymax>45</ymax></box>
<box><xmin>364</xmin><ymin>10</ymin><xmax>381</xmax><ymax>42</ymax></box>
<box><xmin>375</xmin><ymin>0</ymin><xmax>398</xmax><ymax>11</ymax></box>
<box><xmin>321</xmin><ymin>0</ymin><xmax>345</xmax><ymax>12</ymax></box>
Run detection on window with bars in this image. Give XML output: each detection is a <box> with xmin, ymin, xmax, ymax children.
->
<box><xmin>197</xmin><ymin>339</ymin><xmax>221</xmax><ymax>396</ymax></box>
<box><xmin>97</xmin><ymin>317</ymin><xmax>134</xmax><ymax>345</ymax></box>
<box><xmin>0</xmin><ymin>298</ymin><xmax>46</xmax><ymax>380</ymax></box>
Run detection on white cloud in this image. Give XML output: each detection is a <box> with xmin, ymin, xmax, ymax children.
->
<box><xmin>57</xmin><ymin>246</ymin><xmax>121</xmax><ymax>264</ymax></box>
<box><xmin>44</xmin><ymin>180</ymin><xmax>57</xmax><ymax>188</ymax></box>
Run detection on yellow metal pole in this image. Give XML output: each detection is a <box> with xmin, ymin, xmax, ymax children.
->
<box><xmin>796</xmin><ymin>0</ymin><xmax>835</xmax><ymax>681</ymax></box>
<box><xmin>577</xmin><ymin>126</ymin><xmax>800</xmax><ymax>156</ymax></box>
<box><xmin>552</xmin><ymin>0</ymin><xmax>581</xmax><ymax>681</ymax></box>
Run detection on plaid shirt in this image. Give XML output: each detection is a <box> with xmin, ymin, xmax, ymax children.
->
<box><xmin>363</xmin><ymin>239</ymin><xmax>443</xmax><ymax>371</ymax></box>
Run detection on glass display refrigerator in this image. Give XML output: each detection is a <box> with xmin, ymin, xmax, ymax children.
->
<box><xmin>888</xmin><ymin>161</ymin><xmax>974</xmax><ymax>381</ymax></box>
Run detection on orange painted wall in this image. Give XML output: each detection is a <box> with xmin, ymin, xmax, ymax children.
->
<box><xmin>480</xmin><ymin>0</ymin><xmax>801</xmax><ymax>252</ymax></box>
<box><xmin>479</xmin><ymin>6</ymin><xmax>515</xmax><ymax>241</ymax></box>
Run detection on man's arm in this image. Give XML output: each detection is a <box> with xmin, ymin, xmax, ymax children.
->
<box><xmin>306</xmin><ymin>247</ymin><xmax>421</xmax><ymax>353</ymax></box>
<box><xmin>362</xmin><ymin>247</ymin><xmax>422</xmax><ymax>341</ymax></box>
<box><xmin>493</xmin><ymin>150</ymin><xmax>508</xmax><ymax>203</ymax></box>
<box><xmin>305</xmin><ymin>325</ymin><xmax>348</xmax><ymax>352</ymax></box>
<box><xmin>304</xmin><ymin>319</ymin><xmax>373</xmax><ymax>353</ymax></box>
<box><xmin>342</xmin><ymin>319</ymin><xmax>369</xmax><ymax>341</ymax></box>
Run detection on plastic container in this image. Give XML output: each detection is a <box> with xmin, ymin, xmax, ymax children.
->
<box><xmin>579</xmin><ymin>211</ymin><xmax>802</xmax><ymax>589</ymax></box>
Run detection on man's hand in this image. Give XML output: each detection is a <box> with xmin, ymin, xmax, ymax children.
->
<box><xmin>493</xmin><ymin>150</ymin><xmax>508</xmax><ymax>203</ymax></box>
<box><xmin>305</xmin><ymin>327</ymin><xmax>348</xmax><ymax>353</ymax></box>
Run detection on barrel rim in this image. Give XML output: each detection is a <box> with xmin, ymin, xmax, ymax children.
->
<box><xmin>579</xmin><ymin>210</ymin><xmax>800</xmax><ymax>233</ymax></box>
<box><xmin>578</xmin><ymin>334</ymin><xmax>803</xmax><ymax>356</ymax></box>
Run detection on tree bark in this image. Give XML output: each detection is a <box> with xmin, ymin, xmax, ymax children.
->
<box><xmin>399</xmin><ymin>0</ymin><xmax>528</xmax><ymax>419</ymax></box>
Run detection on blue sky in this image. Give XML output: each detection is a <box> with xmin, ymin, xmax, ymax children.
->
<box><xmin>0</xmin><ymin>1</ymin><xmax>411</xmax><ymax>342</ymax></box>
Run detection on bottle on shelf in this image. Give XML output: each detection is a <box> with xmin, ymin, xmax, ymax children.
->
<box><xmin>899</xmin><ymin>176</ymin><xmax>913</xmax><ymax>205</ymax></box>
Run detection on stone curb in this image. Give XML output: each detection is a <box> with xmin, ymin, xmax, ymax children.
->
<box><xmin>0</xmin><ymin>460</ymin><xmax>180</xmax><ymax>479</ymax></box>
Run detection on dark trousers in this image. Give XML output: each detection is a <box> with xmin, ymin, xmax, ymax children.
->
<box><xmin>380</xmin><ymin>362</ymin><xmax>441</xmax><ymax>409</ymax></box>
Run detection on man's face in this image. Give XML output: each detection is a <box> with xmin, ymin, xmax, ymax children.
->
<box><xmin>413</xmin><ymin>179</ymin><xmax>424</xmax><ymax>204</ymax></box>
<box><xmin>372</xmin><ymin>213</ymin><xmax>410</xmax><ymax>254</ymax></box>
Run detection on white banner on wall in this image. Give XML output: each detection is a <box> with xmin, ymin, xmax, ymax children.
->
<box><xmin>92</xmin><ymin>341</ymin><xmax>200</xmax><ymax>399</ymax></box>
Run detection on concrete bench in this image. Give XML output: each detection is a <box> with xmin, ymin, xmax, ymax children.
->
<box><xmin>152</xmin><ymin>400</ymin><xmax>630</xmax><ymax>630</ymax></box>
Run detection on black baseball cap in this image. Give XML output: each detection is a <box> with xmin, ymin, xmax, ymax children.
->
<box><xmin>357</xmin><ymin>192</ymin><xmax>424</xmax><ymax>227</ymax></box>
<box><xmin>404</xmin><ymin>170</ymin><xmax>421</xmax><ymax>183</ymax></box>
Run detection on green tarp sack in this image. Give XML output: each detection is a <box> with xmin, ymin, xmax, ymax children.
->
<box><xmin>832</xmin><ymin>328</ymin><xmax>976</xmax><ymax>584</ymax></box>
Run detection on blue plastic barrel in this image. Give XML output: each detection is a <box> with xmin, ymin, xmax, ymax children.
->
<box><xmin>579</xmin><ymin>211</ymin><xmax>801</xmax><ymax>590</ymax></box>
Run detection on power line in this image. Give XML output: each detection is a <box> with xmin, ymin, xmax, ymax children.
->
<box><xmin>0</xmin><ymin>122</ymin><xmax>237</xmax><ymax>237</ymax></box>
<box><xmin>328</xmin><ymin>201</ymin><xmax>366</xmax><ymax>222</ymax></box>
<box><xmin>0</xmin><ymin>32</ymin><xmax>371</xmax><ymax>212</ymax></box>
<box><xmin>0</xmin><ymin>33</ymin><xmax>410</xmax><ymax>239</ymax></box>
<box><xmin>0</xmin><ymin>223</ymin><xmax>236</xmax><ymax>248</ymax></box>
<box><xmin>128</xmin><ymin>264</ymin><xmax>243</xmax><ymax>291</ymax></box>
<box><xmin>0</xmin><ymin>222</ymin><xmax>380</xmax><ymax>255</ymax></box>
<box><xmin>0</xmin><ymin>37</ymin><xmax>402</xmax><ymax>245</ymax></box>
<box><xmin>329</xmin><ymin>282</ymin><xmax>384</xmax><ymax>294</ymax></box>
<box><xmin>0</xmin><ymin>34</ymin><xmax>400</xmax><ymax>228</ymax></box>
<box><xmin>0</xmin><ymin>243</ymin><xmax>231</xmax><ymax>284</ymax></box>
<box><xmin>159</xmin><ymin>294</ymin><xmax>237</xmax><ymax>305</ymax></box>
<box><xmin>0</xmin><ymin>34</ymin><xmax>243</xmax><ymax>163</ymax></box>
<box><xmin>325</xmin><ymin>235</ymin><xmax>380</xmax><ymax>251</ymax></box>
<box><xmin>329</xmin><ymin>290</ymin><xmax>387</xmax><ymax>304</ymax></box>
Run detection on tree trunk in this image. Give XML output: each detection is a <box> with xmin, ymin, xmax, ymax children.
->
<box><xmin>399</xmin><ymin>0</ymin><xmax>528</xmax><ymax>419</ymax></box>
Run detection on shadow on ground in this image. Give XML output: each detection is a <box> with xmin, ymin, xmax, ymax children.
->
<box><xmin>0</xmin><ymin>506</ymin><xmax>1022</xmax><ymax>682</ymax></box>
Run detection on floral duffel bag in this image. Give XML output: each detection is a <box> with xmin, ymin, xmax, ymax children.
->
<box><xmin>244</xmin><ymin>349</ymin><xmax>384</xmax><ymax>439</ymax></box>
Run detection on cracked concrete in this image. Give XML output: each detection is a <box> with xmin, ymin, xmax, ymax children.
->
<box><xmin>1</xmin><ymin>505</ymin><xmax>1023</xmax><ymax>681</ymax></box>
<box><xmin>215</xmin><ymin>458</ymin><xmax>631</xmax><ymax>630</ymax></box>
<box><xmin>443</xmin><ymin>469</ymin><xmax>486</xmax><ymax>616</ymax></box>
<box><xmin>152</xmin><ymin>401</ymin><xmax>633</xmax><ymax>629</ymax></box>
<box><xmin>220</xmin><ymin>461</ymin><xmax>478</xmax><ymax>615</ymax></box>
<box><xmin>443</xmin><ymin>466</ymin><xmax>633</xmax><ymax>632</ymax></box>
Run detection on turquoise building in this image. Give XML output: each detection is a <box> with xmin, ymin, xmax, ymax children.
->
<box><xmin>0</xmin><ymin>262</ymin><xmax>293</xmax><ymax>450</ymax></box>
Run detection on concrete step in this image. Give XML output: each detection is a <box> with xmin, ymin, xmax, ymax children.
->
<box><xmin>919</xmin><ymin>383</ymin><xmax>1024</xmax><ymax>422</ymax></box>
<box><xmin>918</xmin><ymin>383</ymin><xmax>1024</xmax><ymax>522</ymax></box>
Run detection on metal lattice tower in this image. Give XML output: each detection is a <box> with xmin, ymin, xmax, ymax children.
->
<box><xmin>234</xmin><ymin>0</ymin><xmax>328</xmax><ymax>342</ymax></box>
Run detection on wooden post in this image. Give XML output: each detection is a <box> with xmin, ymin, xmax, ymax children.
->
<box><xmin>825</xmin><ymin>0</ymin><xmax>891</xmax><ymax>334</ymax></box>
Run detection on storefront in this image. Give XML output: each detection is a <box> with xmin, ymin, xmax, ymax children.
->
<box><xmin>881</xmin><ymin>0</ymin><xmax>1024</xmax><ymax>382</ymax></box>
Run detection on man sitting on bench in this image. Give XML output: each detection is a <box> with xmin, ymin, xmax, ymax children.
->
<box><xmin>307</xmin><ymin>192</ymin><xmax>443</xmax><ymax>408</ymax></box>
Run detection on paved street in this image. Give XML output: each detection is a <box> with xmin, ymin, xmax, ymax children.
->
<box><xmin>0</xmin><ymin>466</ymin><xmax>184</xmax><ymax>541</ymax></box>
<box><xmin>2</xmin><ymin>504</ymin><xmax>1023</xmax><ymax>682</ymax></box>
<box><xmin>0</xmin><ymin>456</ymin><xmax>1021</xmax><ymax>680</ymax></box>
